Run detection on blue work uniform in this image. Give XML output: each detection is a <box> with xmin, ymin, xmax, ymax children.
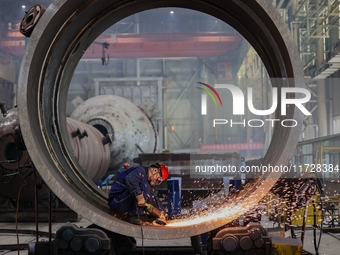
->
<box><xmin>108</xmin><ymin>166</ymin><xmax>165</xmax><ymax>215</ymax></box>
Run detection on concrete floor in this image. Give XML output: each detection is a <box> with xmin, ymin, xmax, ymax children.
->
<box><xmin>303</xmin><ymin>230</ymin><xmax>340</xmax><ymax>255</ymax></box>
<box><xmin>0</xmin><ymin>217</ymin><xmax>339</xmax><ymax>255</ymax></box>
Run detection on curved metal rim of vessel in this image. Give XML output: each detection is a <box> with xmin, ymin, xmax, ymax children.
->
<box><xmin>17</xmin><ymin>0</ymin><xmax>304</xmax><ymax>239</ymax></box>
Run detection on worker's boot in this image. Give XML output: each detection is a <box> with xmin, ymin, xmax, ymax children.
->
<box><xmin>126</xmin><ymin>214</ymin><xmax>141</xmax><ymax>225</ymax></box>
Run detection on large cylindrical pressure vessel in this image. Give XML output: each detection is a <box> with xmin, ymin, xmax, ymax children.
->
<box><xmin>0</xmin><ymin>108</ymin><xmax>110</xmax><ymax>202</ymax></box>
<box><xmin>66</xmin><ymin>118</ymin><xmax>110</xmax><ymax>182</ymax></box>
<box><xmin>17</xmin><ymin>0</ymin><xmax>304</xmax><ymax>239</ymax></box>
<box><xmin>70</xmin><ymin>95</ymin><xmax>158</xmax><ymax>172</ymax></box>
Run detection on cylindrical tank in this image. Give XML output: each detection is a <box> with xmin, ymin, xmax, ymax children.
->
<box><xmin>66</xmin><ymin>118</ymin><xmax>110</xmax><ymax>182</ymax></box>
<box><xmin>70</xmin><ymin>95</ymin><xmax>158</xmax><ymax>173</ymax></box>
<box><xmin>16</xmin><ymin>0</ymin><xmax>304</xmax><ymax>239</ymax></box>
<box><xmin>0</xmin><ymin>108</ymin><xmax>110</xmax><ymax>201</ymax></box>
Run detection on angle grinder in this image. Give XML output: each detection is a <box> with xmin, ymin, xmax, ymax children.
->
<box><xmin>144</xmin><ymin>203</ymin><xmax>167</xmax><ymax>225</ymax></box>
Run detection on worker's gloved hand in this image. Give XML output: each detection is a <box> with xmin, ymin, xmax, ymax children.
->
<box><xmin>136</xmin><ymin>193</ymin><xmax>146</xmax><ymax>207</ymax></box>
<box><xmin>159</xmin><ymin>211</ymin><xmax>167</xmax><ymax>221</ymax></box>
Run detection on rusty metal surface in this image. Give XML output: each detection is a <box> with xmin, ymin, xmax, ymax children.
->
<box><xmin>70</xmin><ymin>95</ymin><xmax>158</xmax><ymax>173</ymax></box>
<box><xmin>20</xmin><ymin>4</ymin><xmax>47</xmax><ymax>37</ymax></box>
<box><xmin>17</xmin><ymin>0</ymin><xmax>304</xmax><ymax>239</ymax></box>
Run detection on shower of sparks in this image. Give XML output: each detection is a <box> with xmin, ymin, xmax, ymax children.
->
<box><xmin>165</xmin><ymin>179</ymin><xmax>270</xmax><ymax>227</ymax></box>
<box><xmin>164</xmin><ymin>176</ymin><xmax>340</xmax><ymax>229</ymax></box>
<box><xmin>167</xmin><ymin>203</ymin><xmax>248</xmax><ymax>227</ymax></box>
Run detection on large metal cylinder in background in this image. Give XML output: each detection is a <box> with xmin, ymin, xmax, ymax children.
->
<box><xmin>0</xmin><ymin>108</ymin><xmax>110</xmax><ymax>201</ymax></box>
<box><xmin>66</xmin><ymin>118</ymin><xmax>110</xmax><ymax>183</ymax></box>
<box><xmin>70</xmin><ymin>95</ymin><xmax>158</xmax><ymax>173</ymax></box>
<box><xmin>17</xmin><ymin>0</ymin><xmax>304</xmax><ymax>239</ymax></box>
<box><xmin>0</xmin><ymin>94</ymin><xmax>155</xmax><ymax>202</ymax></box>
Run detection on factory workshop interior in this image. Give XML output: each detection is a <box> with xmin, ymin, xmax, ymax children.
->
<box><xmin>1</xmin><ymin>0</ymin><xmax>340</xmax><ymax>254</ymax></box>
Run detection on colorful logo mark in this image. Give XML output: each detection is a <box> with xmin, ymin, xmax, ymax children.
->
<box><xmin>197</xmin><ymin>82</ymin><xmax>223</xmax><ymax>115</ymax></box>
<box><xmin>196</xmin><ymin>82</ymin><xmax>223</xmax><ymax>106</ymax></box>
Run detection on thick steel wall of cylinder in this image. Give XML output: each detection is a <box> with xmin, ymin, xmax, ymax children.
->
<box><xmin>17</xmin><ymin>0</ymin><xmax>304</xmax><ymax>239</ymax></box>
<box><xmin>66</xmin><ymin>118</ymin><xmax>110</xmax><ymax>183</ymax></box>
<box><xmin>70</xmin><ymin>95</ymin><xmax>158</xmax><ymax>173</ymax></box>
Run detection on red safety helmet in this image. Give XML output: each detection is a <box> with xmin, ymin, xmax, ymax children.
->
<box><xmin>158</xmin><ymin>163</ymin><xmax>169</xmax><ymax>180</ymax></box>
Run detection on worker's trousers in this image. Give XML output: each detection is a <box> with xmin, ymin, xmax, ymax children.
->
<box><xmin>108</xmin><ymin>181</ymin><xmax>165</xmax><ymax>215</ymax></box>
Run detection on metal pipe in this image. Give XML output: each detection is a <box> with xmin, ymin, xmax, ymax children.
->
<box><xmin>17</xmin><ymin>0</ymin><xmax>304</xmax><ymax>239</ymax></box>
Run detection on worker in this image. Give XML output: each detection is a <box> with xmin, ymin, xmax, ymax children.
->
<box><xmin>108</xmin><ymin>163</ymin><xmax>169</xmax><ymax>225</ymax></box>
